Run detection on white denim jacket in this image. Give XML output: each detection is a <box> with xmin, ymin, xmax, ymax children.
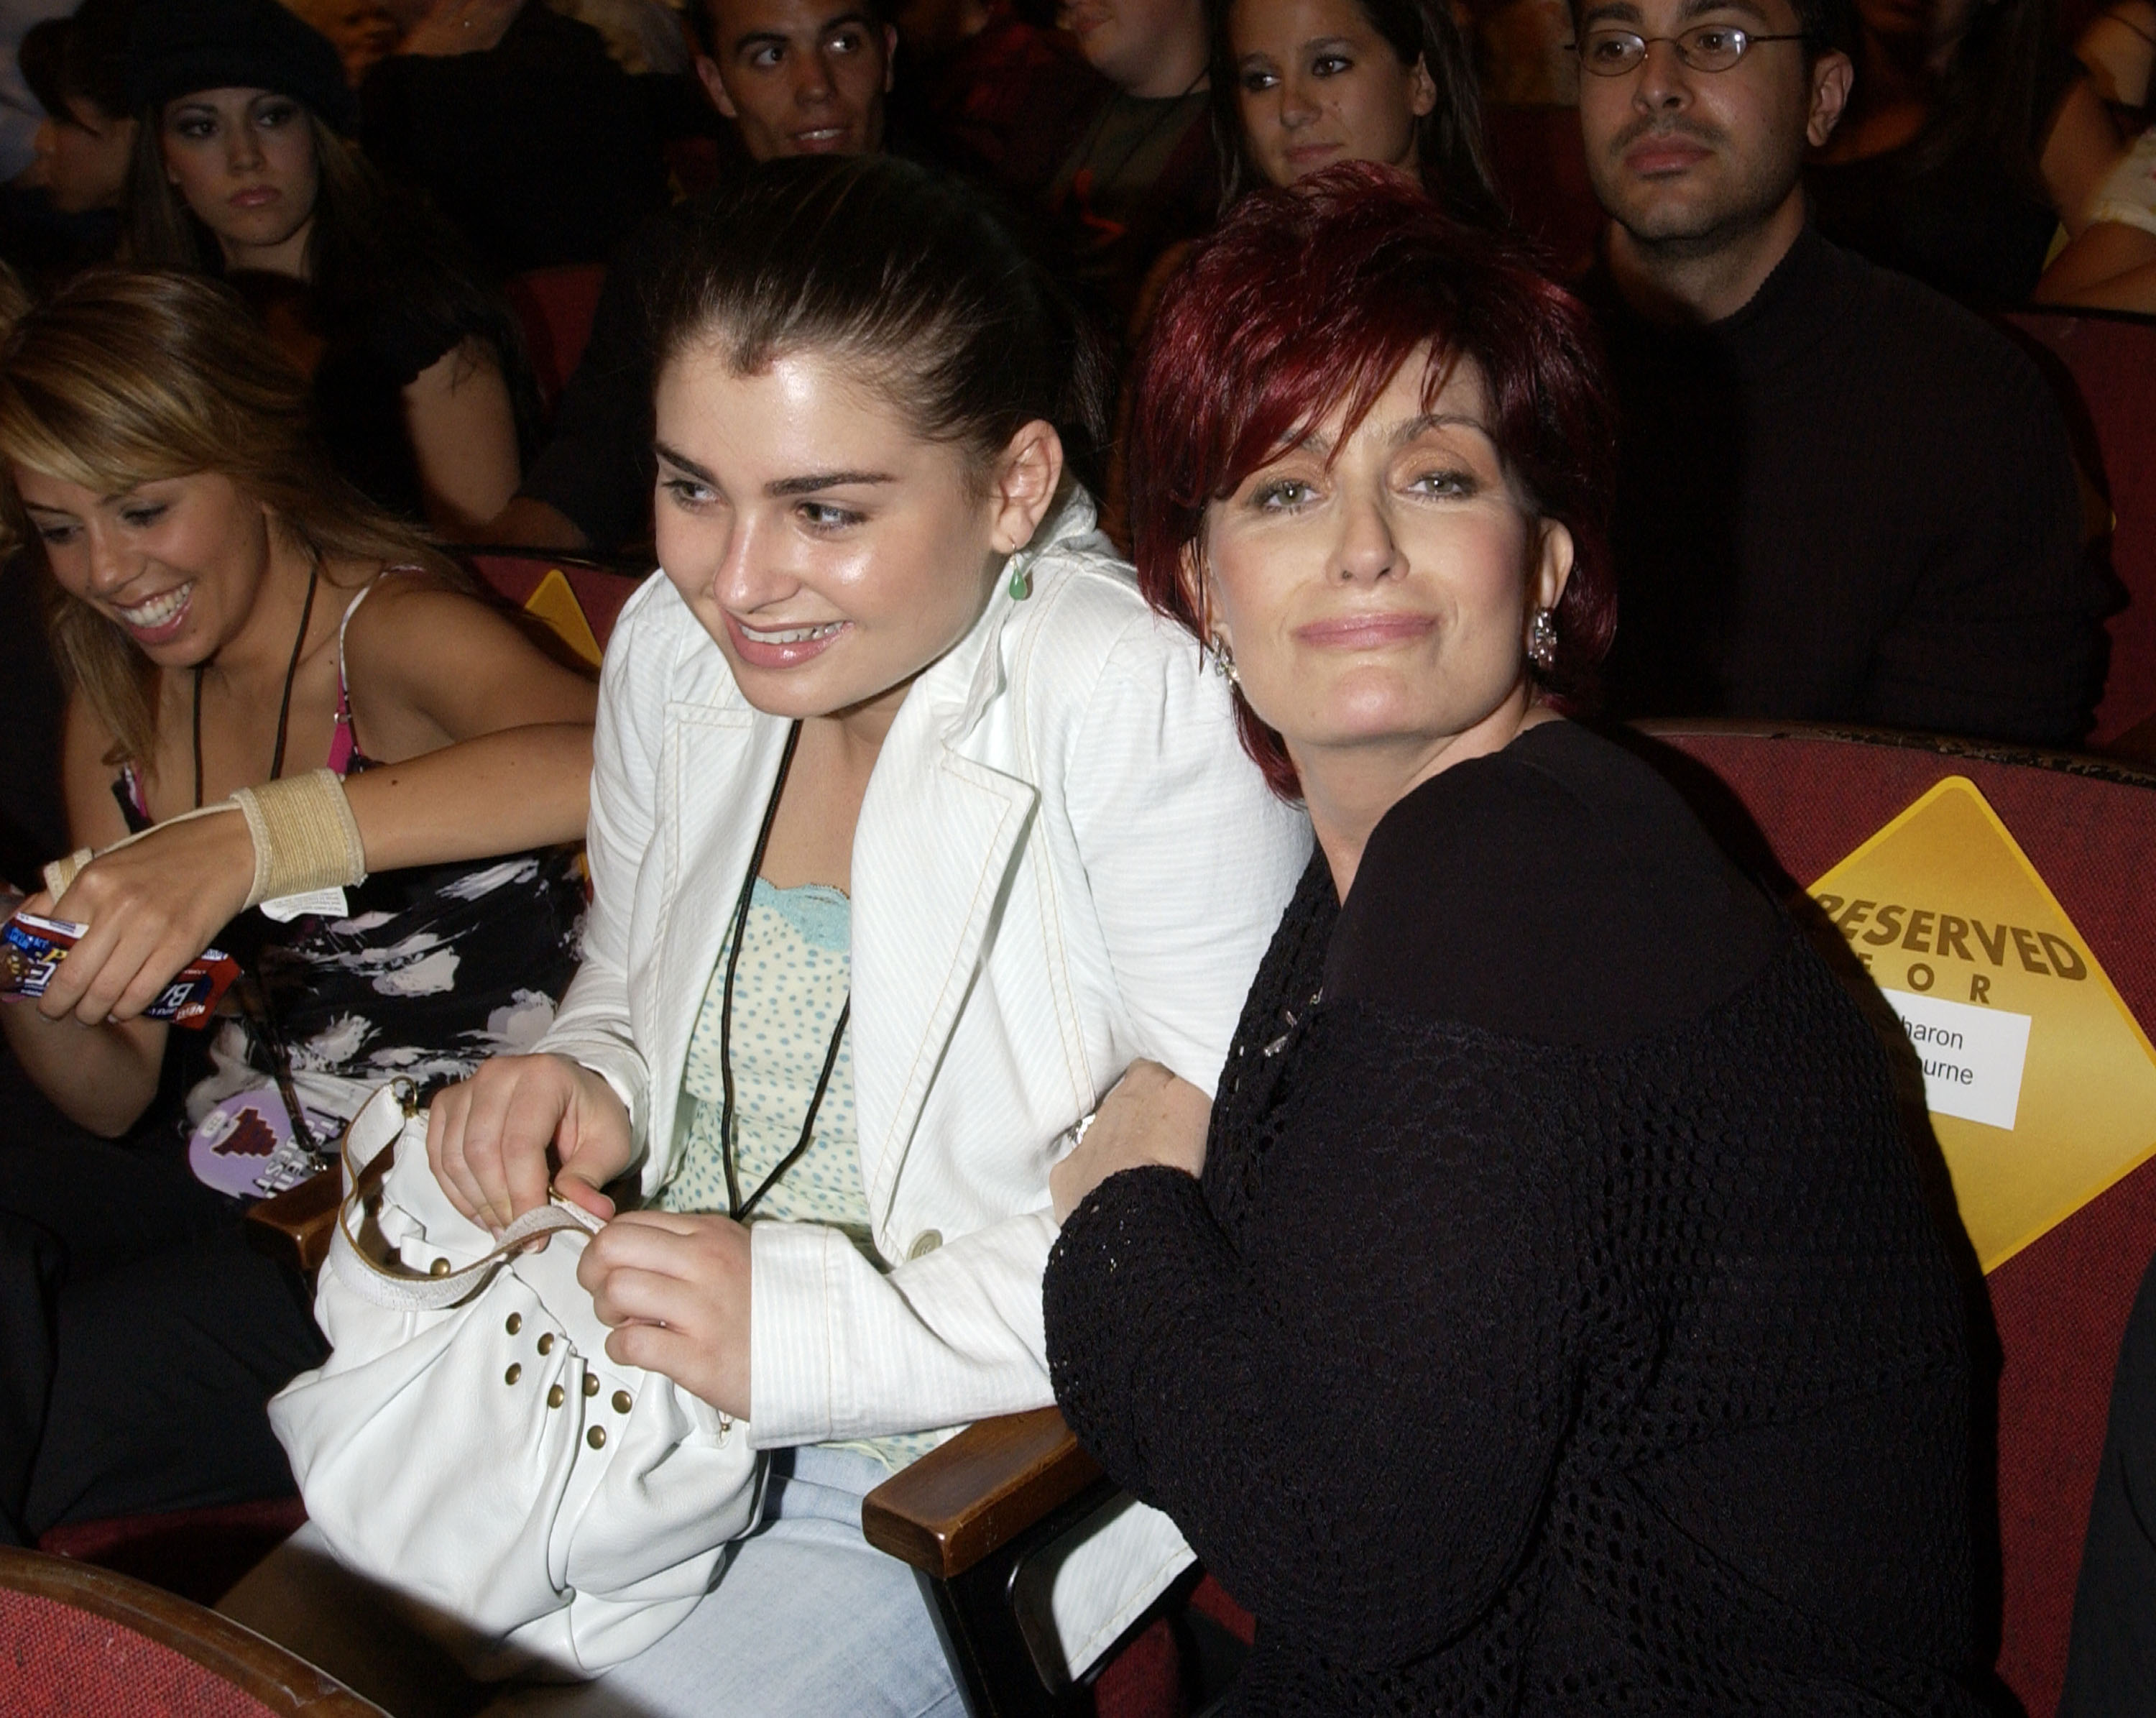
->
<box><xmin>535</xmin><ymin>494</ymin><xmax>1310</xmax><ymax>1670</ymax></box>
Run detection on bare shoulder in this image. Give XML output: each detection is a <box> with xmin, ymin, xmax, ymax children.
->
<box><xmin>339</xmin><ymin>564</ymin><xmax>522</xmax><ymax>663</ymax></box>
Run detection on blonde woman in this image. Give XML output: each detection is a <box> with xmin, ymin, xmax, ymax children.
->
<box><xmin>0</xmin><ymin>268</ymin><xmax>594</xmax><ymax>1548</ymax></box>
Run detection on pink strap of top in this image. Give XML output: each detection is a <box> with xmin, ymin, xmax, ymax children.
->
<box><xmin>326</xmin><ymin>573</ymin><xmax>394</xmax><ymax>776</ymax></box>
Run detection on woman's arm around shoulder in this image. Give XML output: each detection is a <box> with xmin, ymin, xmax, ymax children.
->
<box><xmin>1045</xmin><ymin>1003</ymin><xmax>1585</xmax><ymax>1669</ymax></box>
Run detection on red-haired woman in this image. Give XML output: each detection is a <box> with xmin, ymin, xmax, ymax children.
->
<box><xmin>1041</xmin><ymin>165</ymin><xmax>1990</xmax><ymax>1713</ymax></box>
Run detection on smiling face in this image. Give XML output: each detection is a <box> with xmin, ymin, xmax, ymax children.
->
<box><xmin>696</xmin><ymin>0</ymin><xmax>895</xmax><ymax>159</ymax></box>
<box><xmin>158</xmin><ymin>88</ymin><xmax>321</xmax><ymax>274</ymax></box>
<box><xmin>1576</xmin><ymin>0</ymin><xmax>1840</xmax><ymax>253</ymax></box>
<box><xmin>1199</xmin><ymin>351</ymin><xmax>1571</xmax><ymax>788</ymax></box>
<box><xmin>13</xmin><ymin>467</ymin><xmax>281</xmax><ymax>667</ymax></box>
<box><xmin>1230</xmin><ymin>0</ymin><xmax>1436</xmax><ymax>187</ymax></box>
<box><xmin>652</xmin><ymin>343</ymin><xmax>1060</xmax><ymax>730</ymax></box>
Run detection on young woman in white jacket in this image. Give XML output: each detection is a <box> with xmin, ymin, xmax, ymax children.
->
<box><xmin>409</xmin><ymin>157</ymin><xmax>1310</xmax><ymax>1716</ymax></box>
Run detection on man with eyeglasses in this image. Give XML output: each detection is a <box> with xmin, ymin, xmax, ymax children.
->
<box><xmin>1575</xmin><ymin>0</ymin><xmax>2109</xmax><ymax>747</ymax></box>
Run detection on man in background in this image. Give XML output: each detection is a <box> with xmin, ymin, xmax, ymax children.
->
<box><xmin>481</xmin><ymin>0</ymin><xmax>895</xmax><ymax>553</ymax></box>
<box><xmin>1575</xmin><ymin>0</ymin><xmax>2108</xmax><ymax>745</ymax></box>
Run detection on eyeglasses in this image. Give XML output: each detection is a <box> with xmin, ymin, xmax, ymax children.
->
<box><xmin>1568</xmin><ymin>24</ymin><xmax>1808</xmax><ymax>75</ymax></box>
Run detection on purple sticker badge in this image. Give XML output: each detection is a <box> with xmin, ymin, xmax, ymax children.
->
<box><xmin>189</xmin><ymin>1088</ymin><xmax>321</xmax><ymax>1200</ymax></box>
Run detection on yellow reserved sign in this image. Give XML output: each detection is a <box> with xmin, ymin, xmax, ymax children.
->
<box><xmin>1807</xmin><ymin>777</ymin><xmax>2156</xmax><ymax>1272</ymax></box>
<box><xmin>523</xmin><ymin>567</ymin><xmax>604</xmax><ymax>669</ymax></box>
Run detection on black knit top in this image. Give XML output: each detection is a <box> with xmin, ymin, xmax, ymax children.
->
<box><xmin>1044</xmin><ymin>722</ymin><xmax>1989</xmax><ymax>1715</ymax></box>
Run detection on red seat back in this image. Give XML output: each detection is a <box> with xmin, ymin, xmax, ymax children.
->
<box><xmin>2003</xmin><ymin>310</ymin><xmax>2156</xmax><ymax>746</ymax></box>
<box><xmin>1646</xmin><ymin>721</ymin><xmax>2156</xmax><ymax>1718</ymax></box>
<box><xmin>465</xmin><ymin>552</ymin><xmax>644</xmax><ymax>655</ymax></box>
<box><xmin>502</xmin><ymin>265</ymin><xmax>608</xmax><ymax>418</ymax></box>
<box><xmin>0</xmin><ymin>1545</ymin><xmax>381</xmax><ymax>1715</ymax></box>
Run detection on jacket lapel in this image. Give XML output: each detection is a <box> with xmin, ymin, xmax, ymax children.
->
<box><xmin>851</xmin><ymin>728</ymin><xmax>1038</xmax><ymax>1218</ymax></box>
<box><xmin>643</xmin><ymin>701</ymin><xmax>789</xmax><ymax>1171</ymax></box>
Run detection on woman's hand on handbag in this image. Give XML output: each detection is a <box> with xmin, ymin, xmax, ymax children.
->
<box><xmin>1049</xmin><ymin>1058</ymin><xmax>1213</xmax><ymax>1223</ymax></box>
<box><xmin>428</xmin><ymin>1052</ymin><xmax>633</xmax><ymax>1232</ymax></box>
<box><xmin>32</xmin><ymin>812</ymin><xmax>254</xmax><ymax>1025</ymax></box>
<box><xmin>577</xmin><ymin>1211</ymin><xmax>752</xmax><ymax>1420</ymax></box>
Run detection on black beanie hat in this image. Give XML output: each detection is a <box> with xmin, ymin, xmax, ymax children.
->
<box><xmin>125</xmin><ymin>0</ymin><xmax>359</xmax><ymax>134</ymax></box>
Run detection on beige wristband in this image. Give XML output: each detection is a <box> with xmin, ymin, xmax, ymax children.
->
<box><xmin>231</xmin><ymin>768</ymin><xmax>368</xmax><ymax>909</ymax></box>
<box><xmin>41</xmin><ymin>847</ymin><xmax>93</xmax><ymax>901</ymax></box>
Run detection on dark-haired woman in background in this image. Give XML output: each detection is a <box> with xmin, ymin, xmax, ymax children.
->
<box><xmin>1211</xmin><ymin>0</ymin><xmax>1501</xmax><ymax>221</ymax></box>
<box><xmin>122</xmin><ymin>0</ymin><xmax>535</xmax><ymax>532</ymax></box>
<box><xmin>1044</xmin><ymin>164</ymin><xmax>1991</xmax><ymax>1714</ymax></box>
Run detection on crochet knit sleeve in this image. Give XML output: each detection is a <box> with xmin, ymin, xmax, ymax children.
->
<box><xmin>1044</xmin><ymin>1001</ymin><xmax>1585</xmax><ymax>1670</ymax></box>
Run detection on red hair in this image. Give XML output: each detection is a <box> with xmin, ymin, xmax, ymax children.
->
<box><xmin>1128</xmin><ymin>163</ymin><xmax>1618</xmax><ymax>799</ymax></box>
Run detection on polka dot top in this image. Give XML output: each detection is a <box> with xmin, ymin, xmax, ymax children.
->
<box><xmin>663</xmin><ymin>878</ymin><xmax>938</xmax><ymax>1469</ymax></box>
<box><xmin>662</xmin><ymin>880</ymin><xmax>865</xmax><ymax>1244</ymax></box>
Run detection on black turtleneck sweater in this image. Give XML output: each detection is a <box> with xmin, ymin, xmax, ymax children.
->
<box><xmin>1587</xmin><ymin>226</ymin><xmax>2105</xmax><ymax>746</ymax></box>
<box><xmin>1044</xmin><ymin>722</ymin><xmax>1989</xmax><ymax>1715</ymax></box>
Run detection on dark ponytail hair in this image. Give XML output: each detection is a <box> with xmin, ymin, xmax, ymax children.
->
<box><xmin>648</xmin><ymin>155</ymin><xmax>1114</xmax><ymax>499</ymax></box>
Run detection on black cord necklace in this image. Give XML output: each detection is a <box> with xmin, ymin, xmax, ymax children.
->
<box><xmin>190</xmin><ymin>558</ymin><xmax>325</xmax><ymax>1165</ymax></box>
<box><xmin>718</xmin><ymin>720</ymin><xmax>852</xmax><ymax>1222</ymax></box>
<box><xmin>191</xmin><ymin>559</ymin><xmax>322</xmax><ymax>811</ymax></box>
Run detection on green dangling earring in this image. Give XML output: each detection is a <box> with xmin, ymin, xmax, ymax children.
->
<box><xmin>1008</xmin><ymin>554</ymin><xmax>1033</xmax><ymax>601</ymax></box>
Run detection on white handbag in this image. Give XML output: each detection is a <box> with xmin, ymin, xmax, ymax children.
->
<box><xmin>267</xmin><ymin>1081</ymin><xmax>765</xmax><ymax>1681</ymax></box>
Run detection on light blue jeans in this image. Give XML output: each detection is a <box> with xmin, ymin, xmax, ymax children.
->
<box><xmin>221</xmin><ymin>1444</ymin><xmax>963</xmax><ymax>1718</ymax></box>
<box><xmin>491</xmin><ymin>1444</ymin><xmax>963</xmax><ymax>1718</ymax></box>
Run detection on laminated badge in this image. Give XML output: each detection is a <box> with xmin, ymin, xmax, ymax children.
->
<box><xmin>1807</xmin><ymin>776</ymin><xmax>2156</xmax><ymax>1272</ymax></box>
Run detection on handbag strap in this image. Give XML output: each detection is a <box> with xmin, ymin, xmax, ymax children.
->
<box><xmin>331</xmin><ymin>1094</ymin><xmax>607</xmax><ymax>1313</ymax></box>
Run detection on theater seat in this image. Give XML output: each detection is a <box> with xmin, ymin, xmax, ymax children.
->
<box><xmin>1641</xmin><ymin>720</ymin><xmax>2156</xmax><ymax>1718</ymax></box>
<box><xmin>0</xmin><ymin>1545</ymin><xmax>383</xmax><ymax>1715</ymax></box>
<box><xmin>2002</xmin><ymin>309</ymin><xmax>2156</xmax><ymax>748</ymax></box>
<box><xmin>870</xmin><ymin>720</ymin><xmax>2156</xmax><ymax>1718</ymax></box>
<box><xmin>464</xmin><ymin>550</ymin><xmax>643</xmax><ymax>652</ymax></box>
<box><xmin>502</xmin><ymin>265</ymin><xmax>607</xmax><ymax>422</ymax></box>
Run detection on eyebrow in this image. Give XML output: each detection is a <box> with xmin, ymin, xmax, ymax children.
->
<box><xmin>766</xmin><ymin>470</ymin><xmax>895</xmax><ymax>497</ymax></box>
<box><xmin>1581</xmin><ymin>0</ymin><xmax>1773</xmax><ymax>22</ymax></box>
<box><xmin>1680</xmin><ymin>0</ymin><xmax>1775</xmax><ymax>21</ymax></box>
<box><xmin>732</xmin><ymin>11</ymin><xmax>872</xmax><ymax>51</ymax></box>
<box><xmin>654</xmin><ymin>441</ymin><xmax>717</xmax><ymax>484</ymax></box>
<box><xmin>1390</xmin><ymin>411</ymin><xmax>1490</xmax><ymax>444</ymax></box>
<box><xmin>653</xmin><ymin>444</ymin><xmax>895</xmax><ymax>497</ymax></box>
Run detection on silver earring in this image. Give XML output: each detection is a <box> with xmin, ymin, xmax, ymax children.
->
<box><xmin>1207</xmin><ymin>635</ymin><xmax>1241</xmax><ymax>689</ymax></box>
<box><xmin>1527</xmin><ymin>607</ymin><xmax>1559</xmax><ymax>673</ymax></box>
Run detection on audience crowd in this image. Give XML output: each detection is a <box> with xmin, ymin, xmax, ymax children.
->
<box><xmin>0</xmin><ymin>0</ymin><xmax>2151</xmax><ymax>1712</ymax></box>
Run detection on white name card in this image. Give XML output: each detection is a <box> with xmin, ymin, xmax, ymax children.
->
<box><xmin>1882</xmin><ymin>988</ymin><xmax>2033</xmax><ymax>1131</ymax></box>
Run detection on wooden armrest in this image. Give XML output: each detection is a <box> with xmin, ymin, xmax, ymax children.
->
<box><xmin>243</xmin><ymin>1167</ymin><xmax>342</xmax><ymax>1276</ymax></box>
<box><xmin>861</xmin><ymin>1406</ymin><xmax>1103</xmax><ymax>1581</ymax></box>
